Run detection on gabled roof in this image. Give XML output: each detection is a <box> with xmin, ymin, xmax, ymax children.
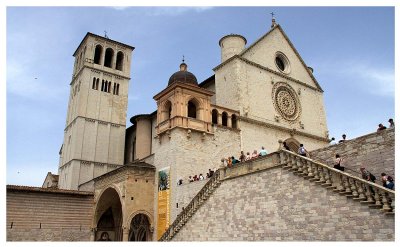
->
<box><xmin>7</xmin><ymin>185</ymin><xmax>94</xmax><ymax>196</ymax></box>
<box><xmin>215</xmin><ymin>24</ymin><xmax>323</xmax><ymax>92</ymax></box>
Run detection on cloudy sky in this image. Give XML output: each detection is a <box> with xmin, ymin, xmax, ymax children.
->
<box><xmin>5</xmin><ymin>6</ymin><xmax>394</xmax><ymax>186</ymax></box>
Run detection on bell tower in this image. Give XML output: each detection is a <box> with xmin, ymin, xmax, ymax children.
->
<box><xmin>58</xmin><ymin>32</ymin><xmax>134</xmax><ymax>190</ymax></box>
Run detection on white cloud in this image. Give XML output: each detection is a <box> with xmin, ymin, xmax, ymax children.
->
<box><xmin>145</xmin><ymin>7</ymin><xmax>214</xmax><ymax>16</ymax></box>
<box><xmin>110</xmin><ymin>6</ymin><xmax>130</xmax><ymax>10</ymax></box>
<box><xmin>341</xmin><ymin>63</ymin><xmax>394</xmax><ymax>97</ymax></box>
<box><xmin>315</xmin><ymin>59</ymin><xmax>394</xmax><ymax>98</ymax></box>
<box><xmin>129</xmin><ymin>95</ymin><xmax>141</xmax><ymax>101</ymax></box>
<box><xmin>7</xmin><ymin>59</ymin><xmax>66</xmax><ymax>101</ymax></box>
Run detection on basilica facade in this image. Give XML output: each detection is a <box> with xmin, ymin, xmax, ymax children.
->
<box><xmin>54</xmin><ymin>19</ymin><xmax>329</xmax><ymax>241</ymax></box>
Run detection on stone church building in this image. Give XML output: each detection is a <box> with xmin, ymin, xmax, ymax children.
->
<box><xmin>6</xmin><ymin>19</ymin><xmax>394</xmax><ymax>241</ymax></box>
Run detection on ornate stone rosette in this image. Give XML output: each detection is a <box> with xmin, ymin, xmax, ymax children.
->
<box><xmin>272</xmin><ymin>82</ymin><xmax>301</xmax><ymax>122</ymax></box>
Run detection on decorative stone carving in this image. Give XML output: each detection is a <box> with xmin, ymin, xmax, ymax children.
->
<box><xmin>272</xmin><ymin>82</ymin><xmax>302</xmax><ymax>122</ymax></box>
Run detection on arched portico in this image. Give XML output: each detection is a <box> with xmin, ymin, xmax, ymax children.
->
<box><xmin>94</xmin><ymin>187</ymin><xmax>123</xmax><ymax>241</ymax></box>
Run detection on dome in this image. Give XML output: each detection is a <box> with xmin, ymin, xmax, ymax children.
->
<box><xmin>168</xmin><ymin>62</ymin><xmax>198</xmax><ymax>86</ymax></box>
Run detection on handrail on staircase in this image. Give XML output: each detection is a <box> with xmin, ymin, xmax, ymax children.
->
<box><xmin>280</xmin><ymin>149</ymin><xmax>395</xmax><ymax>214</ymax></box>
<box><xmin>159</xmin><ymin>169</ymin><xmax>222</xmax><ymax>241</ymax></box>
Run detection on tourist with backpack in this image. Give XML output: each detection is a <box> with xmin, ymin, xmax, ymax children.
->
<box><xmin>333</xmin><ymin>154</ymin><xmax>345</xmax><ymax>171</ymax></box>
<box><xmin>360</xmin><ymin>166</ymin><xmax>376</xmax><ymax>183</ymax></box>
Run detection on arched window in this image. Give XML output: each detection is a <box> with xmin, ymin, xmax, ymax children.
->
<box><xmin>162</xmin><ymin>101</ymin><xmax>172</xmax><ymax>121</ymax></box>
<box><xmin>92</xmin><ymin>77</ymin><xmax>96</xmax><ymax>89</ymax></box>
<box><xmin>104</xmin><ymin>48</ymin><xmax>114</xmax><ymax>68</ymax></box>
<box><xmin>187</xmin><ymin>100</ymin><xmax>197</xmax><ymax>119</ymax></box>
<box><xmin>222</xmin><ymin>112</ymin><xmax>228</xmax><ymax>126</ymax></box>
<box><xmin>232</xmin><ymin>114</ymin><xmax>237</xmax><ymax>129</ymax></box>
<box><xmin>94</xmin><ymin>45</ymin><xmax>102</xmax><ymax>64</ymax></box>
<box><xmin>212</xmin><ymin>109</ymin><xmax>218</xmax><ymax>124</ymax></box>
<box><xmin>116</xmin><ymin>51</ymin><xmax>124</xmax><ymax>71</ymax></box>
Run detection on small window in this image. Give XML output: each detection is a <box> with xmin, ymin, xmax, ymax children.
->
<box><xmin>113</xmin><ymin>83</ymin><xmax>120</xmax><ymax>95</ymax></box>
<box><xmin>108</xmin><ymin>81</ymin><xmax>111</xmax><ymax>93</ymax></box>
<box><xmin>96</xmin><ymin>78</ymin><xmax>99</xmax><ymax>90</ymax></box>
<box><xmin>275</xmin><ymin>52</ymin><xmax>290</xmax><ymax>73</ymax></box>
<box><xmin>188</xmin><ymin>100</ymin><xmax>197</xmax><ymax>119</ymax></box>
<box><xmin>222</xmin><ymin>112</ymin><xmax>228</xmax><ymax>126</ymax></box>
<box><xmin>116</xmin><ymin>51</ymin><xmax>124</xmax><ymax>71</ymax></box>
<box><xmin>94</xmin><ymin>45</ymin><xmax>102</xmax><ymax>64</ymax></box>
<box><xmin>212</xmin><ymin>109</ymin><xmax>218</xmax><ymax>124</ymax></box>
<box><xmin>276</xmin><ymin>57</ymin><xmax>285</xmax><ymax>71</ymax></box>
<box><xmin>92</xmin><ymin>78</ymin><xmax>96</xmax><ymax>89</ymax></box>
<box><xmin>101</xmin><ymin>80</ymin><xmax>105</xmax><ymax>92</ymax></box>
<box><xmin>232</xmin><ymin>114</ymin><xmax>237</xmax><ymax>129</ymax></box>
<box><xmin>104</xmin><ymin>48</ymin><xmax>114</xmax><ymax>68</ymax></box>
<box><xmin>163</xmin><ymin>100</ymin><xmax>172</xmax><ymax>121</ymax></box>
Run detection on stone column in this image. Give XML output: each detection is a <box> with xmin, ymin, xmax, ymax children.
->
<box><xmin>90</xmin><ymin>228</ymin><xmax>96</xmax><ymax>241</ymax></box>
<box><xmin>227</xmin><ymin>116</ymin><xmax>232</xmax><ymax>128</ymax></box>
<box><xmin>218</xmin><ymin>113</ymin><xmax>222</xmax><ymax>125</ymax></box>
<box><xmin>122</xmin><ymin>227</ymin><xmax>129</xmax><ymax>241</ymax></box>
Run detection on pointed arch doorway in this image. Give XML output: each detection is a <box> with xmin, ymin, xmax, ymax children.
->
<box><xmin>128</xmin><ymin>213</ymin><xmax>152</xmax><ymax>241</ymax></box>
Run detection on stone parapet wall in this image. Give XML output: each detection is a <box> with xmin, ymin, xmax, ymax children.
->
<box><xmin>175</xmin><ymin>179</ymin><xmax>208</xmax><ymax>216</ymax></box>
<box><xmin>7</xmin><ymin>188</ymin><xmax>94</xmax><ymax>241</ymax></box>
<box><xmin>173</xmin><ymin>164</ymin><xmax>394</xmax><ymax>241</ymax></box>
<box><xmin>310</xmin><ymin>128</ymin><xmax>395</xmax><ymax>179</ymax></box>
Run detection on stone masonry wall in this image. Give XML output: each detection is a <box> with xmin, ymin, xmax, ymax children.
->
<box><xmin>310</xmin><ymin>128</ymin><xmax>395</xmax><ymax>179</ymax></box>
<box><xmin>7</xmin><ymin>189</ymin><xmax>94</xmax><ymax>241</ymax></box>
<box><xmin>173</xmin><ymin>165</ymin><xmax>394</xmax><ymax>241</ymax></box>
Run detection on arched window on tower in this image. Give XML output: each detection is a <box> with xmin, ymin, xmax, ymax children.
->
<box><xmin>104</xmin><ymin>48</ymin><xmax>114</xmax><ymax>68</ymax></box>
<box><xmin>187</xmin><ymin>100</ymin><xmax>197</xmax><ymax>119</ymax></box>
<box><xmin>232</xmin><ymin>114</ymin><xmax>237</xmax><ymax>129</ymax></box>
<box><xmin>222</xmin><ymin>112</ymin><xmax>228</xmax><ymax>126</ymax></box>
<box><xmin>116</xmin><ymin>51</ymin><xmax>124</xmax><ymax>71</ymax></box>
<box><xmin>94</xmin><ymin>45</ymin><xmax>102</xmax><ymax>65</ymax></box>
<box><xmin>212</xmin><ymin>109</ymin><xmax>218</xmax><ymax>125</ymax></box>
<box><xmin>163</xmin><ymin>100</ymin><xmax>172</xmax><ymax>121</ymax></box>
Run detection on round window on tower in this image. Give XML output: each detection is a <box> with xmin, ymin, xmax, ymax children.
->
<box><xmin>275</xmin><ymin>52</ymin><xmax>290</xmax><ymax>74</ymax></box>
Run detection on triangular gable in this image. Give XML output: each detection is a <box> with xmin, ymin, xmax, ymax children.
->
<box><xmin>239</xmin><ymin>25</ymin><xmax>323</xmax><ymax>91</ymax></box>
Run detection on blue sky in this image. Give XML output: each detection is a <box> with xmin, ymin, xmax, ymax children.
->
<box><xmin>5</xmin><ymin>7</ymin><xmax>395</xmax><ymax>186</ymax></box>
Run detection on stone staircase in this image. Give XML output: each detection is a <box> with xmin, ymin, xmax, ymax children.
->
<box><xmin>280</xmin><ymin>150</ymin><xmax>395</xmax><ymax>215</ymax></box>
<box><xmin>159</xmin><ymin>169</ymin><xmax>223</xmax><ymax>241</ymax></box>
<box><xmin>159</xmin><ymin>150</ymin><xmax>395</xmax><ymax>241</ymax></box>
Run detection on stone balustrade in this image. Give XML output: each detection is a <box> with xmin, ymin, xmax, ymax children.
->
<box><xmin>160</xmin><ymin>150</ymin><xmax>395</xmax><ymax>241</ymax></box>
<box><xmin>280</xmin><ymin>150</ymin><xmax>395</xmax><ymax>214</ymax></box>
<box><xmin>159</xmin><ymin>169</ymin><xmax>222</xmax><ymax>241</ymax></box>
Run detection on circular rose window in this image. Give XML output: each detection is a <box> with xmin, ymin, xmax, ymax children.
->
<box><xmin>272</xmin><ymin>82</ymin><xmax>301</xmax><ymax>121</ymax></box>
